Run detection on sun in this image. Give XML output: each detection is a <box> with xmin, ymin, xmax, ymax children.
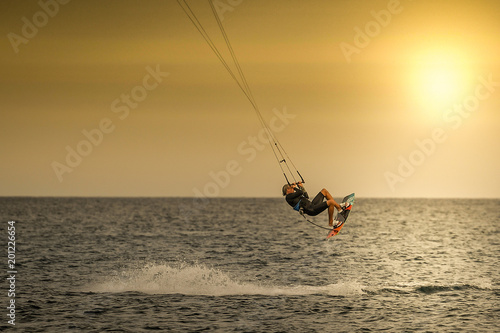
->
<box><xmin>410</xmin><ymin>49</ymin><xmax>474</xmax><ymax>112</ymax></box>
<box><xmin>422</xmin><ymin>66</ymin><xmax>460</xmax><ymax>104</ymax></box>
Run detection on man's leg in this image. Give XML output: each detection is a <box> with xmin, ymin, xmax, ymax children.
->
<box><xmin>321</xmin><ymin>189</ymin><xmax>342</xmax><ymax>226</ymax></box>
<box><xmin>321</xmin><ymin>188</ymin><xmax>342</xmax><ymax>210</ymax></box>
<box><xmin>327</xmin><ymin>202</ymin><xmax>335</xmax><ymax>226</ymax></box>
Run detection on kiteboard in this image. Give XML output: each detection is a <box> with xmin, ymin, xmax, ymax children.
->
<box><xmin>326</xmin><ymin>193</ymin><xmax>355</xmax><ymax>240</ymax></box>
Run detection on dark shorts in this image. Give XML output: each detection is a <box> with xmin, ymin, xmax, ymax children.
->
<box><xmin>302</xmin><ymin>191</ymin><xmax>328</xmax><ymax>216</ymax></box>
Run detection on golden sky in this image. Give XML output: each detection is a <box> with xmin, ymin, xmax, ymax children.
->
<box><xmin>1</xmin><ymin>0</ymin><xmax>499</xmax><ymax>197</ymax></box>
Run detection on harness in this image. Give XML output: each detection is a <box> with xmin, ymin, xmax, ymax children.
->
<box><xmin>293</xmin><ymin>199</ymin><xmax>302</xmax><ymax>212</ymax></box>
<box><xmin>288</xmin><ymin>191</ymin><xmax>333</xmax><ymax>231</ymax></box>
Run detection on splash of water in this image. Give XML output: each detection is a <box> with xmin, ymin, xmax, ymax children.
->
<box><xmin>84</xmin><ymin>262</ymin><xmax>365</xmax><ymax>296</ymax></box>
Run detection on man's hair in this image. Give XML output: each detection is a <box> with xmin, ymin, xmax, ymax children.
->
<box><xmin>282</xmin><ymin>184</ymin><xmax>291</xmax><ymax>196</ymax></box>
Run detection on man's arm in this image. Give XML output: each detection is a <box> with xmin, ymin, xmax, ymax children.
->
<box><xmin>297</xmin><ymin>182</ymin><xmax>309</xmax><ymax>199</ymax></box>
<box><xmin>287</xmin><ymin>187</ymin><xmax>304</xmax><ymax>200</ymax></box>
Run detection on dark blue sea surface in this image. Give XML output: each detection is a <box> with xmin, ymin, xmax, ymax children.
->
<box><xmin>0</xmin><ymin>197</ymin><xmax>499</xmax><ymax>332</ymax></box>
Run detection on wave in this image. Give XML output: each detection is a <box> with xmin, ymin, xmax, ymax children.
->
<box><xmin>367</xmin><ymin>280</ymin><xmax>494</xmax><ymax>295</ymax></box>
<box><xmin>83</xmin><ymin>262</ymin><xmax>365</xmax><ymax>297</ymax></box>
<box><xmin>415</xmin><ymin>283</ymin><xmax>493</xmax><ymax>294</ymax></box>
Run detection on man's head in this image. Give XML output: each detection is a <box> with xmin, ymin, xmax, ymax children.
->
<box><xmin>282</xmin><ymin>184</ymin><xmax>293</xmax><ymax>196</ymax></box>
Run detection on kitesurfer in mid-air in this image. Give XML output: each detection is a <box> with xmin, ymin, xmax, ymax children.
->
<box><xmin>283</xmin><ymin>182</ymin><xmax>347</xmax><ymax>227</ymax></box>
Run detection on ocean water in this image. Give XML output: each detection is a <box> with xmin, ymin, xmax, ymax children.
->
<box><xmin>1</xmin><ymin>197</ymin><xmax>498</xmax><ymax>332</ymax></box>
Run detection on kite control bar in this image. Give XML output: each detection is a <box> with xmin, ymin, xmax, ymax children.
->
<box><xmin>284</xmin><ymin>170</ymin><xmax>305</xmax><ymax>186</ymax></box>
